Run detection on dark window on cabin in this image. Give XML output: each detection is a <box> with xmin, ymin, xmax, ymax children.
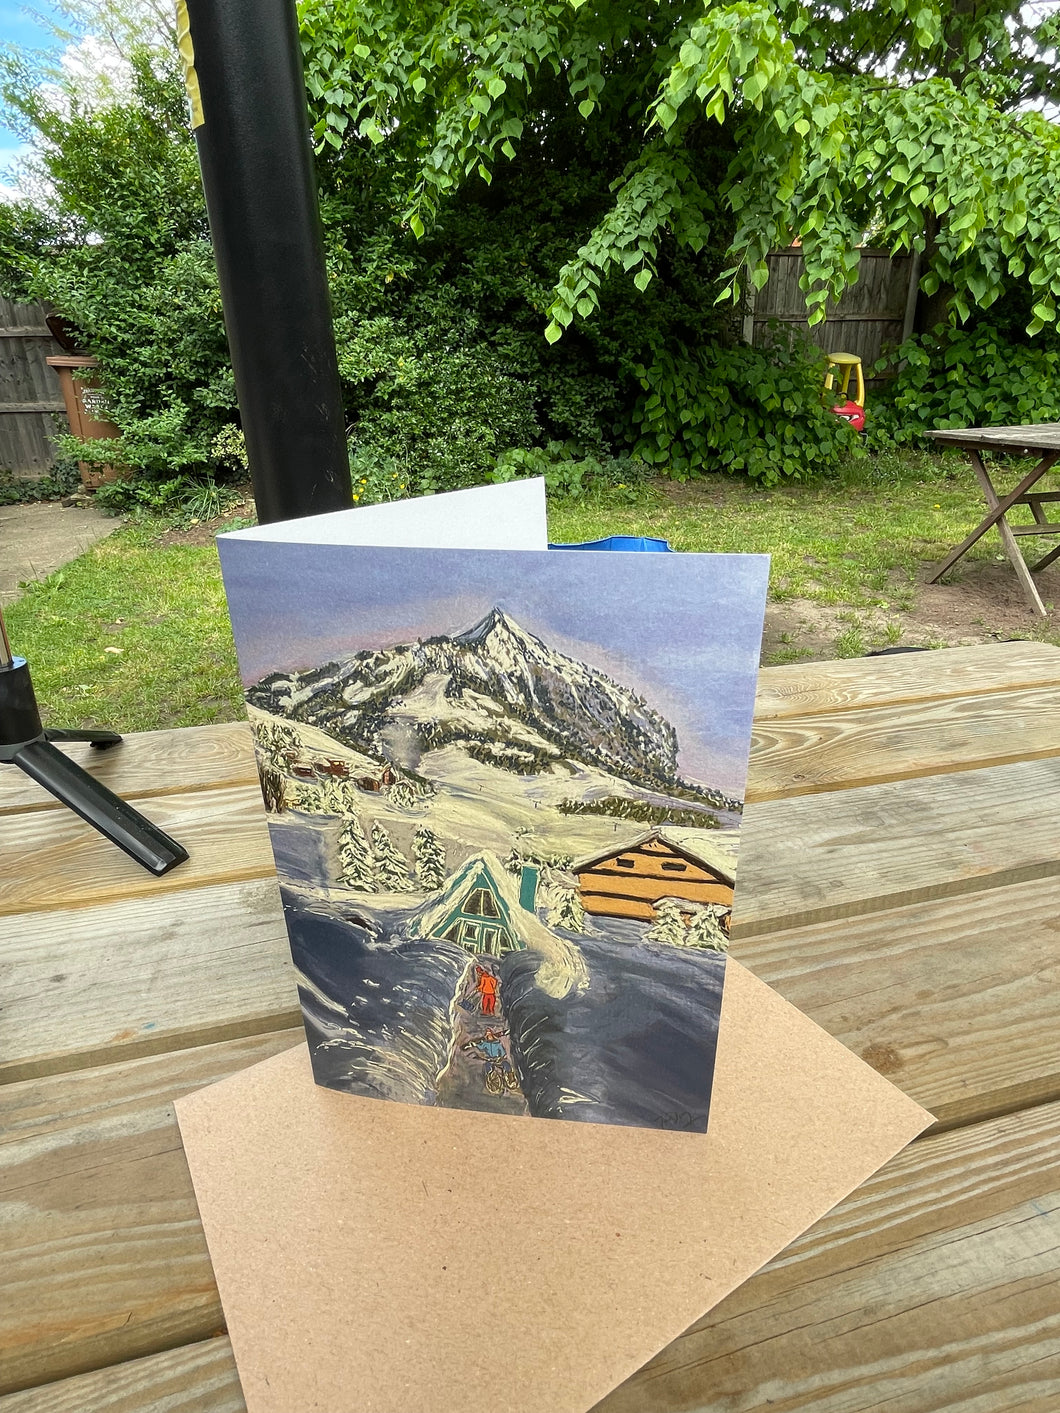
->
<box><xmin>443</xmin><ymin>923</ymin><xmax>463</xmax><ymax>943</ymax></box>
<box><xmin>615</xmin><ymin>858</ymin><xmax>635</xmax><ymax>869</ymax></box>
<box><xmin>465</xmin><ymin>888</ymin><xmax>500</xmax><ymax>918</ymax></box>
<box><xmin>661</xmin><ymin>861</ymin><xmax>687</xmax><ymax>873</ymax></box>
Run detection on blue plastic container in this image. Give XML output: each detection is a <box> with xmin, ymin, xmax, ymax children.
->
<box><xmin>547</xmin><ymin>534</ymin><xmax>672</xmax><ymax>552</ymax></box>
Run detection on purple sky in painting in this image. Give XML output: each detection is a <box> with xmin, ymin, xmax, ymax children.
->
<box><xmin>219</xmin><ymin>540</ymin><xmax>769</xmax><ymax>794</ymax></box>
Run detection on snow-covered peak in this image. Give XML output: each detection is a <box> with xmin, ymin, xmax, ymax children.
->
<box><xmin>249</xmin><ymin>608</ymin><xmax>684</xmax><ymax>789</ymax></box>
<box><xmin>450</xmin><ymin>607</ymin><xmax>536</xmax><ymax>652</ymax></box>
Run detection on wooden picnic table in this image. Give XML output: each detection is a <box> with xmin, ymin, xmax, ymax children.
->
<box><xmin>929</xmin><ymin>423</ymin><xmax>1060</xmax><ymax>617</ymax></box>
<box><xmin>2</xmin><ymin>641</ymin><xmax>1060</xmax><ymax>1412</ymax></box>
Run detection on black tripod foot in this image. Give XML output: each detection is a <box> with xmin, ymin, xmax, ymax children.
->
<box><xmin>2</xmin><ymin>650</ymin><xmax>187</xmax><ymax>875</ymax></box>
<box><xmin>45</xmin><ymin>727</ymin><xmax>123</xmax><ymax>750</ymax></box>
<box><xmin>13</xmin><ymin>738</ymin><xmax>189</xmax><ymax>876</ymax></box>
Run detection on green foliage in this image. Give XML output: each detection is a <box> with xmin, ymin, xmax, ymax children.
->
<box><xmin>344</xmin><ymin>337</ymin><xmax>541</xmax><ymax>496</ymax></box>
<box><xmin>0</xmin><ymin>459</ymin><xmax>81</xmax><ymax>505</ymax></box>
<box><xmin>10</xmin><ymin>0</ymin><xmax>1056</xmax><ymax>499</ymax></box>
<box><xmin>299</xmin><ymin>0</ymin><xmax>1060</xmax><ymax>342</ymax></box>
<box><xmin>634</xmin><ymin>334</ymin><xmax>855</xmax><ymax>482</ymax></box>
<box><xmin>0</xmin><ymin>51</ymin><xmax>237</xmax><ymax>482</ymax></box>
<box><xmin>874</xmin><ymin>322</ymin><xmax>1060</xmax><ymax>446</ymax></box>
<box><xmin>490</xmin><ymin>443</ymin><xmax>652</xmax><ymax>500</ymax></box>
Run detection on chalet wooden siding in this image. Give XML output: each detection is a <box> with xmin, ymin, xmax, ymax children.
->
<box><xmin>0</xmin><ymin>299</ymin><xmax>65</xmax><ymax>477</ymax></box>
<box><xmin>574</xmin><ymin>833</ymin><xmax>735</xmax><ymax>923</ymax></box>
<box><xmin>748</xmin><ymin>249</ymin><xmax>917</xmax><ymax>390</ymax></box>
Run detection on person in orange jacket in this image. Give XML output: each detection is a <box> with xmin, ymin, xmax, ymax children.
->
<box><xmin>475</xmin><ymin>965</ymin><xmax>499</xmax><ymax>1015</ymax></box>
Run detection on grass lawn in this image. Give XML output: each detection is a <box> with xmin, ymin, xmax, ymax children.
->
<box><xmin>5</xmin><ymin>452</ymin><xmax>1060</xmax><ymax>733</ymax></box>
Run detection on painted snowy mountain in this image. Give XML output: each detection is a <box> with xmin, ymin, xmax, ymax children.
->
<box><xmin>248</xmin><ymin>608</ymin><xmax>705</xmax><ymax>794</ymax></box>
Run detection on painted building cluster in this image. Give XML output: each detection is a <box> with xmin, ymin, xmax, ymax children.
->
<box><xmin>405</xmin><ymin>829</ymin><xmax>733</xmax><ymax>958</ymax></box>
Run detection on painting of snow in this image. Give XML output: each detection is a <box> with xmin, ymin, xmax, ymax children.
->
<box><xmin>219</xmin><ymin>540</ymin><xmax>769</xmax><ymax>1133</ymax></box>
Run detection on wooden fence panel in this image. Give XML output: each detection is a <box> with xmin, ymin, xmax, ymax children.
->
<box><xmin>751</xmin><ymin>249</ymin><xmax>915</xmax><ymax>382</ymax></box>
<box><xmin>0</xmin><ymin>298</ymin><xmax>66</xmax><ymax>478</ymax></box>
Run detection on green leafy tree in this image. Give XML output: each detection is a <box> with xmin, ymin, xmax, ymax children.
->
<box><xmin>0</xmin><ymin>43</ymin><xmax>236</xmax><ymax>488</ymax></box>
<box><xmin>301</xmin><ymin>0</ymin><xmax>1060</xmax><ymax>338</ymax></box>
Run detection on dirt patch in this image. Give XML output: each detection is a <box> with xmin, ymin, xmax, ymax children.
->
<box><xmin>154</xmin><ymin>495</ymin><xmax>257</xmax><ymax>547</ymax></box>
<box><xmin>763</xmin><ymin>557</ymin><xmax>1060</xmax><ymax>664</ymax></box>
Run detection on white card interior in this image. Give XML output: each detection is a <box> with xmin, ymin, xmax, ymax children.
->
<box><xmin>219</xmin><ymin>477</ymin><xmax>549</xmax><ymax>550</ymax></box>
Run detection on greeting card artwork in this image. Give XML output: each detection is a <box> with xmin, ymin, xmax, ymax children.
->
<box><xmin>219</xmin><ymin>539</ymin><xmax>768</xmax><ymax>1133</ymax></box>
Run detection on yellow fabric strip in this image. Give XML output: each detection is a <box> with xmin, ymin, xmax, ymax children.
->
<box><xmin>175</xmin><ymin>0</ymin><xmax>205</xmax><ymax>130</ymax></box>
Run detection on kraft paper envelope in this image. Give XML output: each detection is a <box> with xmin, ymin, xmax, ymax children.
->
<box><xmin>176</xmin><ymin>956</ymin><xmax>931</xmax><ymax>1413</ymax></box>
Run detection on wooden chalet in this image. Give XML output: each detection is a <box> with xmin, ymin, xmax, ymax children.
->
<box><xmin>573</xmin><ymin>829</ymin><xmax>736</xmax><ymax>923</ymax></box>
<box><xmin>355</xmin><ymin>763</ymin><xmax>395</xmax><ymax>792</ymax></box>
<box><xmin>315</xmin><ymin>759</ymin><xmax>350</xmax><ymax>780</ymax></box>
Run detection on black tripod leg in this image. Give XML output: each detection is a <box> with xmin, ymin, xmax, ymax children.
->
<box><xmin>13</xmin><ymin>738</ymin><xmax>189</xmax><ymax>876</ymax></box>
<box><xmin>45</xmin><ymin>728</ymin><xmax>123</xmax><ymax>750</ymax></box>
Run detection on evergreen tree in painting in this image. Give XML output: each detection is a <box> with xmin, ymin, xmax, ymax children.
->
<box><xmin>339</xmin><ymin>814</ymin><xmax>376</xmax><ymax>890</ymax></box>
<box><xmin>547</xmin><ymin>882</ymin><xmax>585</xmax><ymax>934</ymax></box>
<box><xmin>413</xmin><ymin>825</ymin><xmax>446</xmax><ymax>891</ymax></box>
<box><xmin>687</xmin><ymin>907</ymin><xmax>730</xmax><ymax>953</ymax></box>
<box><xmin>371</xmin><ymin>821</ymin><xmax>414</xmax><ymax>892</ymax></box>
<box><xmin>646</xmin><ymin>897</ymin><xmax>687</xmax><ymax>946</ymax></box>
<box><xmin>389</xmin><ymin>780</ymin><xmax>419</xmax><ymax>810</ymax></box>
<box><xmin>318</xmin><ymin>776</ymin><xmax>357</xmax><ymax>816</ymax></box>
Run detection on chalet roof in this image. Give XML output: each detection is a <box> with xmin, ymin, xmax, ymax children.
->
<box><xmin>572</xmin><ymin>829</ymin><xmax>737</xmax><ymax>886</ymax></box>
<box><xmin>406</xmin><ymin>850</ymin><xmax>588</xmax><ymax>998</ymax></box>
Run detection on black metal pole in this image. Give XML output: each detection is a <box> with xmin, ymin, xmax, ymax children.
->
<box><xmin>178</xmin><ymin>0</ymin><xmax>352</xmax><ymax>523</ymax></box>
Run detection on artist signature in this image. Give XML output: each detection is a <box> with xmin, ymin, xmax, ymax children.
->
<box><xmin>658</xmin><ymin>1109</ymin><xmax>707</xmax><ymax>1132</ymax></box>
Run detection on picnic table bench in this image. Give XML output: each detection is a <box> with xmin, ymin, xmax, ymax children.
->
<box><xmin>930</xmin><ymin>423</ymin><xmax>1060</xmax><ymax>616</ymax></box>
<box><xmin>2</xmin><ymin>642</ymin><xmax>1060</xmax><ymax>1411</ymax></box>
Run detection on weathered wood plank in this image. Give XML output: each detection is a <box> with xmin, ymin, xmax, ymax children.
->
<box><xmin>0</xmin><ymin>724</ymin><xmax>257</xmax><ymax>817</ymax></box>
<box><xmin>597</xmin><ymin>1100</ymin><xmax>1060</xmax><ymax>1413</ymax></box>
<box><xmin>931</xmin><ymin>423</ymin><xmax>1060</xmax><ymax>451</ymax></box>
<box><xmin>0</xmin><ymin>879</ymin><xmax>298</xmax><ymax>1084</ymax></box>
<box><xmin>5</xmin><ymin>1091</ymin><xmax>1057</xmax><ymax>1411</ymax></box>
<box><xmin>0</xmin><ymin>786</ymin><xmax>276</xmax><ymax>917</ymax></box>
<box><xmin>734</xmin><ymin>875</ymin><xmax>1060</xmax><ymax>1130</ymax></box>
<box><xmin>0</xmin><ymin>1032</ymin><xmax>301</xmax><ymax>1397</ymax></box>
<box><xmin>0</xmin><ymin>1340</ymin><xmax>244</xmax><ymax>1413</ymax></box>
<box><xmin>735</xmin><ymin>756</ymin><xmax>1060</xmax><ymax>936</ymax></box>
<box><xmin>746</xmin><ymin>684</ymin><xmax>1060</xmax><ymax>801</ymax></box>
<box><xmin>3</xmin><ymin>646</ymin><xmax>1055</xmax><ymax>820</ymax></box>
<box><xmin>752</xmin><ymin>642</ymin><xmax>1060</xmax><ymax>721</ymax></box>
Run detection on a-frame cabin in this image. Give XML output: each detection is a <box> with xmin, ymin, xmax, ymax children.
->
<box><xmin>407</xmin><ymin>852</ymin><xmax>545</xmax><ymax>958</ymax></box>
<box><xmin>573</xmin><ymin>829</ymin><xmax>735</xmax><ymax>923</ymax></box>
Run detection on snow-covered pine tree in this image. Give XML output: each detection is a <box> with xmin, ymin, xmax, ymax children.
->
<box><xmin>686</xmin><ymin>906</ymin><xmax>730</xmax><ymax>953</ymax></box>
<box><xmin>252</xmin><ymin>717</ymin><xmax>295</xmax><ymax>766</ymax></box>
<box><xmin>316</xmin><ymin>776</ymin><xmax>357</xmax><ymax>816</ymax></box>
<box><xmin>645</xmin><ymin>897</ymin><xmax>688</xmax><ymax>946</ymax></box>
<box><xmin>388</xmin><ymin>781</ymin><xmax>418</xmax><ymax>810</ymax></box>
<box><xmin>288</xmin><ymin>780</ymin><xmax>324</xmax><ymax>814</ymax></box>
<box><xmin>547</xmin><ymin>883</ymin><xmax>585</xmax><ymax>934</ymax></box>
<box><xmin>413</xmin><ymin>825</ymin><xmax>446</xmax><ymax>891</ymax></box>
<box><xmin>371</xmin><ymin>821</ymin><xmax>414</xmax><ymax>891</ymax></box>
<box><xmin>338</xmin><ymin>814</ymin><xmax>376</xmax><ymax>890</ymax></box>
